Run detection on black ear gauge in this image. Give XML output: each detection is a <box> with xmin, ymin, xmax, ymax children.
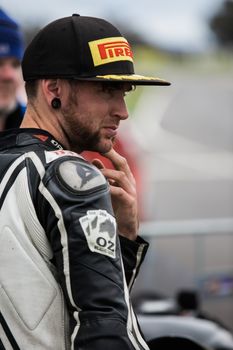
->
<box><xmin>51</xmin><ymin>98</ymin><xmax>61</xmax><ymax>109</ymax></box>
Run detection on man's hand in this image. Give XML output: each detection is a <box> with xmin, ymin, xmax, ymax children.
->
<box><xmin>92</xmin><ymin>149</ymin><xmax>139</xmax><ymax>241</ymax></box>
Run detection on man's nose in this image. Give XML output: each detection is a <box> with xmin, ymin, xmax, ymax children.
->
<box><xmin>0</xmin><ymin>63</ymin><xmax>17</xmax><ymax>80</ymax></box>
<box><xmin>113</xmin><ymin>96</ymin><xmax>129</xmax><ymax>120</ymax></box>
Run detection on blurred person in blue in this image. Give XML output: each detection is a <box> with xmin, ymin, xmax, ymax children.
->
<box><xmin>0</xmin><ymin>8</ymin><xmax>25</xmax><ymax>131</ymax></box>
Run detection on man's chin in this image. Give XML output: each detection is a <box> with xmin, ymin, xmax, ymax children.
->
<box><xmin>94</xmin><ymin>139</ymin><xmax>114</xmax><ymax>154</ymax></box>
<box><xmin>98</xmin><ymin>143</ymin><xmax>113</xmax><ymax>155</ymax></box>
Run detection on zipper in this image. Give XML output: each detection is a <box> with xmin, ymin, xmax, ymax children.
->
<box><xmin>57</xmin><ymin>284</ymin><xmax>70</xmax><ymax>350</ymax></box>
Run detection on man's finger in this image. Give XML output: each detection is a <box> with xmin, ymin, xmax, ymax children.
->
<box><xmin>102</xmin><ymin>149</ymin><xmax>135</xmax><ymax>183</ymax></box>
<box><xmin>101</xmin><ymin>168</ymin><xmax>135</xmax><ymax>194</ymax></box>
<box><xmin>92</xmin><ymin>158</ymin><xmax>105</xmax><ymax>170</ymax></box>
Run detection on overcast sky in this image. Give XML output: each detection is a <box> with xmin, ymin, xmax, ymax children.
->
<box><xmin>1</xmin><ymin>0</ymin><xmax>225</xmax><ymax>51</ymax></box>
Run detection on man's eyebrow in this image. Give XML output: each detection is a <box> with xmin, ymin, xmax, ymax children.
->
<box><xmin>101</xmin><ymin>82</ymin><xmax>134</xmax><ymax>92</ymax></box>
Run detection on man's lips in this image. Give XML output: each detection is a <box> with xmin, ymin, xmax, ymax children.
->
<box><xmin>103</xmin><ymin>125</ymin><xmax>118</xmax><ymax>137</ymax></box>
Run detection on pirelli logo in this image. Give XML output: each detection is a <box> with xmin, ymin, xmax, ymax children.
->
<box><xmin>89</xmin><ymin>37</ymin><xmax>133</xmax><ymax>66</ymax></box>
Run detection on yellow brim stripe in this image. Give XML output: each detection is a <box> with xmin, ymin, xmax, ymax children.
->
<box><xmin>95</xmin><ymin>74</ymin><xmax>171</xmax><ymax>85</ymax></box>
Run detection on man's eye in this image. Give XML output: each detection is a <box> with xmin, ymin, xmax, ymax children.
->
<box><xmin>106</xmin><ymin>87</ymin><xmax>116</xmax><ymax>94</ymax></box>
<box><xmin>102</xmin><ymin>86</ymin><xmax>116</xmax><ymax>93</ymax></box>
<box><xmin>100</xmin><ymin>83</ymin><xmax>133</xmax><ymax>96</ymax></box>
<box><xmin>101</xmin><ymin>83</ymin><xmax>123</xmax><ymax>92</ymax></box>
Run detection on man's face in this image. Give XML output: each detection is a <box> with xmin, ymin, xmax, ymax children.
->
<box><xmin>0</xmin><ymin>57</ymin><xmax>21</xmax><ymax>113</ymax></box>
<box><xmin>60</xmin><ymin>81</ymin><xmax>132</xmax><ymax>154</ymax></box>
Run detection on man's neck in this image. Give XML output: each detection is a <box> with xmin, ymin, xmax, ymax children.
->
<box><xmin>21</xmin><ymin>107</ymin><xmax>71</xmax><ymax>151</ymax></box>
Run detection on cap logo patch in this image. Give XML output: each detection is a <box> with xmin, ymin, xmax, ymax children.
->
<box><xmin>89</xmin><ymin>37</ymin><xmax>133</xmax><ymax>67</ymax></box>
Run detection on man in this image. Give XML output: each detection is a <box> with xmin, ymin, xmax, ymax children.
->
<box><xmin>176</xmin><ymin>289</ymin><xmax>230</xmax><ymax>331</ymax></box>
<box><xmin>0</xmin><ymin>8</ymin><xmax>25</xmax><ymax>131</ymax></box>
<box><xmin>0</xmin><ymin>14</ymin><xmax>170</xmax><ymax>349</ymax></box>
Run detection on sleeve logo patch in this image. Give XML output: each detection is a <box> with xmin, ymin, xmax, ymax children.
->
<box><xmin>79</xmin><ymin>210</ymin><xmax>116</xmax><ymax>259</ymax></box>
<box><xmin>58</xmin><ymin>161</ymin><xmax>106</xmax><ymax>191</ymax></box>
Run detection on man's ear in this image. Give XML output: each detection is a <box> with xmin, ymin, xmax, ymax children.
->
<box><xmin>41</xmin><ymin>79</ymin><xmax>61</xmax><ymax>105</ymax></box>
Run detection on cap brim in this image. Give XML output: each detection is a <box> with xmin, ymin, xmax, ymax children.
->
<box><xmin>75</xmin><ymin>74</ymin><xmax>171</xmax><ymax>86</ymax></box>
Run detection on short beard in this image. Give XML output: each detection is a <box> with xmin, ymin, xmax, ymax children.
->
<box><xmin>60</xmin><ymin>85</ymin><xmax>111</xmax><ymax>153</ymax></box>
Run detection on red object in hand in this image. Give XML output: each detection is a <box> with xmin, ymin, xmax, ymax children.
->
<box><xmin>81</xmin><ymin>137</ymin><xmax>144</xmax><ymax>220</ymax></box>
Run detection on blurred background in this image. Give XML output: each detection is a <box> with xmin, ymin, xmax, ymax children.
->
<box><xmin>3</xmin><ymin>0</ymin><xmax>233</xmax><ymax>339</ymax></box>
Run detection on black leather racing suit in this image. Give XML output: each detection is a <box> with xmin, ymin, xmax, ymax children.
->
<box><xmin>0</xmin><ymin>128</ymin><xmax>149</xmax><ymax>350</ymax></box>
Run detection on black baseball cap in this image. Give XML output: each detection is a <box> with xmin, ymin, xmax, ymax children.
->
<box><xmin>22</xmin><ymin>14</ymin><xmax>170</xmax><ymax>86</ymax></box>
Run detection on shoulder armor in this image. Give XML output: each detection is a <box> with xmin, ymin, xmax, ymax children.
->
<box><xmin>57</xmin><ymin>159</ymin><xmax>107</xmax><ymax>193</ymax></box>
